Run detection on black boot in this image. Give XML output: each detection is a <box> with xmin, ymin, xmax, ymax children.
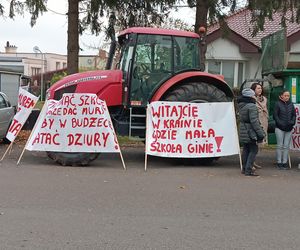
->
<box><xmin>282</xmin><ymin>163</ymin><xmax>289</xmax><ymax>170</ymax></box>
<box><xmin>245</xmin><ymin>171</ymin><xmax>259</xmax><ymax>176</ymax></box>
<box><xmin>277</xmin><ymin>163</ymin><xmax>284</xmax><ymax>170</ymax></box>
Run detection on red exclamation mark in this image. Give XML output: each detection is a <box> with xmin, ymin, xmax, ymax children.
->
<box><xmin>215</xmin><ymin>136</ymin><xmax>223</xmax><ymax>152</ymax></box>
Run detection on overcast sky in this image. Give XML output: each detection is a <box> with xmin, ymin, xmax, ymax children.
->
<box><xmin>0</xmin><ymin>0</ymin><xmax>195</xmax><ymax>55</ymax></box>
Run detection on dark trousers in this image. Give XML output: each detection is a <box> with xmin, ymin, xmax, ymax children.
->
<box><xmin>242</xmin><ymin>142</ymin><xmax>258</xmax><ymax>174</ymax></box>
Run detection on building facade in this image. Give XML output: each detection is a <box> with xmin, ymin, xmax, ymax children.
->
<box><xmin>206</xmin><ymin>9</ymin><xmax>300</xmax><ymax>88</ymax></box>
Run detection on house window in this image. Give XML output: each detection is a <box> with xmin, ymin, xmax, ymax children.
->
<box><xmin>56</xmin><ymin>62</ymin><xmax>61</xmax><ymax>70</ymax></box>
<box><xmin>222</xmin><ymin>61</ymin><xmax>235</xmax><ymax>87</ymax></box>
<box><xmin>238</xmin><ymin>62</ymin><xmax>244</xmax><ymax>87</ymax></box>
<box><xmin>207</xmin><ymin>60</ymin><xmax>245</xmax><ymax>88</ymax></box>
<box><xmin>31</xmin><ymin>67</ymin><xmax>41</xmax><ymax>76</ymax></box>
<box><xmin>63</xmin><ymin>63</ymin><xmax>67</xmax><ymax>69</ymax></box>
<box><xmin>208</xmin><ymin>61</ymin><xmax>221</xmax><ymax>74</ymax></box>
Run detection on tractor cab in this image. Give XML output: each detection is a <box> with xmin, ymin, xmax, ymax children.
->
<box><xmin>116</xmin><ymin>28</ymin><xmax>201</xmax><ymax>107</ymax></box>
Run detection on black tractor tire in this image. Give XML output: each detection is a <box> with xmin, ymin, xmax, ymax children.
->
<box><xmin>163</xmin><ymin>81</ymin><xmax>231</xmax><ymax>103</ymax></box>
<box><xmin>162</xmin><ymin>82</ymin><xmax>231</xmax><ymax>165</ymax></box>
<box><xmin>47</xmin><ymin>152</ymin><xmax>99</xmax><ymax>166</ymax></box>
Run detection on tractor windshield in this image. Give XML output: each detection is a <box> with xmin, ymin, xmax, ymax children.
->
<box><xmin>118</xmin><ymin>32</ymin><xmax>200</xmax><ymax>106</ymax></box>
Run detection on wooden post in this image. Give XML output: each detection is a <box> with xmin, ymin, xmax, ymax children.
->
<box><xmin>0</xmin><ymin>143</ymin><xmax>13</xmax><ymax>162</ymax></box>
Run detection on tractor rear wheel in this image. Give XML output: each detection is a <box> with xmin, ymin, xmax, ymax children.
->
<box><xmin>47</xmin><ymin>152</ymin><xmax>99</xmax><ymax>166</ymax></box>
<box><xmin>162</xmin><ymin>82</ymin><xmax>231</xmax><ymax>165</ymax></box>
<box><xmin>163</xmin><ymin>81</ymin><xmax>231</xmax><ymax>103</ymax></box>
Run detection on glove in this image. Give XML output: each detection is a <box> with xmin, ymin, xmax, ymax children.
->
<box><xmin>257</xmin><ymin>135</ymin><xmax>264</xmax><ymax>143</ymax></box>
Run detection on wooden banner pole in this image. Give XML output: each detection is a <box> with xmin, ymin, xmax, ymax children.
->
<box><xmin>109</xmin><ymin>113</ymin><xmax>126</xmax><ymax>170</ymax></box>
<box><xmin>144</xmin><ymin>153</ymin><xmax>148</xmax><ymax>172</ymax></box>
<box><xmin>119</xmin><ymin>150</ymin><xmax>126</xmax><ymax>170</ymax></box>
<box><xmin>0</xmin><ymin>143</ymin><xmax>13</xmax><ymax>162</ymax></box>
<box><xmin>231</xmin><ymin>101</ymin><xmax>243</xmax><ymax>171</ymax></box>
<box><xmin>17</xmin><ymin>99</ymin><xmax>47</xmax><ymax>166</ymax></box>
<box><xmin>144</xmin><ymin>105</ymin><xmax>149</xmax><ymax>171</ymax></box>
<box><xmin>8</xmin><ymin>142</ymin><xmax>14</xmax><ymax>155</ymax></box>
<box><xmin>16</xmin><ymin>146</ymin><xmax>27</xmax><ymax>165</ymax></box>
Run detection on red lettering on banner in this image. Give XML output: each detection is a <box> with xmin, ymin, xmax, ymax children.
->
<box><xmin>187</xmin><ymin>143</ymin><xmax>213</xmax><ymax>153</ymax></box>
<box><xmin>163</xmin><ymin>119</ymin><xmax>202</xmax><ymax>129</ymax></box>
<box><xmin>152</xmin><ymin>130</ymin><xmax>177</xmax><ymax>140</ymax></box>
<box><xmin>108</xmin><ymin>120</ymin><xmax>114</xmax><ymax>131</ymax></box>
<box><xmin>293</xmin><ymin>126</ymin><xmax>300</xmax><ymax>134</ymax></box>
<box><xmin>150</xmin><ymin>142</ymin><xmax>182</xmax><ymax>153</ymax></box>
<box><xmin>31</xmin><ymin>133</ymin><xmax>60</xmax><ymax>145</ymax></box>
<box><xmin>47</xmin><ymin>107</ymin><xmax>77</xmax><ymax>116</ymax></box>
<box><xmin>64</xmin><ymin>107</ymin><xmax>77</xmax><ymax>115</ymax></box>
<box><xmin>18</xmin><ymin>94</ymin><xmax>35</xmax><ymax>109</ymax></box>
<box><xmin>151</xmin><ymin>104</ymin><xmax>198</xmax><ymax>119</ymax></box>
<box><xmin>8</xmin><ymin>119</ymin><xmax>22</xmax><ymax>136</ymax></box>
<box><xmin>59</xmin><ymin>119</ymin><xmax>67</xmax><ymax>128</ymax></box>
<box><xmin>185</xmin><ymin>128</ymin><xmax>215</xmax><ymax>139</ymax></box>
<box><xmin>59</xmin><ymin>94</ymin><xmax>75</xmax><ymax>106</ymax></box>
<box><xmin>71</xmin><ymin>117</ymin><xmax>109</xmax><ymax>128</ymax></box>
<box><xmin>79</xmin><ymin>95</ymin><xmax>102</xmax><ymax>106</ymax></box>
<box><xmin>82</xmin><ymin>106</ymin><xmax>105</xmax><ymax>115</ymax></box>
<box><xmin>292</xmin><ymin>135</ymin><xmax>300</xmax><ymax>148</ymax></box>
<box><xmin>102</xmin><ymin>132</ymin><xmax>109</xmax><ymax>147</ymax></box>
<box><xmin>152</xmin><ymin>120</ymin><xmax>160</xmax><ymax>129</ymax></box>
<box><xmin>41</xmin><ymin>118</ymin><xmax>54</xmax><ymax>129</ymax></box>
<box><xmin>67</xmin><ymin>132</ymin><xmax>109</xmax><ymax>147</ymax></box>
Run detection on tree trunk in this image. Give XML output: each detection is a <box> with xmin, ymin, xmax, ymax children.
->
<box><xmin>195</xmin><ymin>0</ymin><xmax>209</xmax><ymax>70</ymax></box>
<box><xmin>194</xmin><ymin>0</ymin><xmax>208</xmax><ymax>33</ymax></box>
<box><xmin>67</xmin><ymin>0</ymin><xmax>79</xmax><ymax>75</ymax></box>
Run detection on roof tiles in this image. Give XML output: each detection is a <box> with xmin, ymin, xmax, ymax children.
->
<box><xmin>207</xmin><ymin>8</ymin><xmax>300</xmax><ymax>48</ymax></box>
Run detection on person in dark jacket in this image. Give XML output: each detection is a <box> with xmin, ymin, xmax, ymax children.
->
<box><xmin>238</xmin><ymin>88</ymin><xmax>265</xmax><ymax>176</ymax></box>
<box><xmin>273</xmin><ymin>89</ymin><xmax>296</xmax><ymax>170</ymax></box>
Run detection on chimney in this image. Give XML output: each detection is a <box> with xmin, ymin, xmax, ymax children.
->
<box><xmin>5</xmin><ymin>41</ymin><xmax>18</xmax><ymax>53</ymax></box>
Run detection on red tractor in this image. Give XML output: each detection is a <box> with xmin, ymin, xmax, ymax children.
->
<box><xmin>47</xmin><ymin>27</ymin><xmax>234</xmax><ymax>165</ymax></box>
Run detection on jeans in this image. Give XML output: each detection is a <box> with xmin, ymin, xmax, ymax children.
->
<box><xmin>242</xmin><ymin>142</ymin><xmax>258</xmax><ymax>174</ymax></box>
<box><xmin>275</xmin><ymin>128</ymin><xmax>292</xmax><ymax>164</ymax></box>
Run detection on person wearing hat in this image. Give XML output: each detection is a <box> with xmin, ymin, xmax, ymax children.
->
<box><xmin>238</xmin><ymin>88</ymin><xmax>265</xmax><ymax>176</ymax></box>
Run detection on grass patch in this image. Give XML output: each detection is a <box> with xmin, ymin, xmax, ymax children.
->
<box><xmin>117</xmin><ymin>136</ymin><xmax>144</xmax><ymax>147</ymax></box>
<box><xmin>264</xmin><ymin>144</ymin><xmax>276</xmax><ymax>150</ymax></box>
<box><xmin>34</xmin><ymin>101</ymin><xmax>44</xmax><ymax>110</ymax></box>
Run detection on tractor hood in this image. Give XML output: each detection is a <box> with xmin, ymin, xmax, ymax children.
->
<box><xmin>47</xmin><ymin>70</ymin><xmax>123</xmax><ymax>106</ymax></box>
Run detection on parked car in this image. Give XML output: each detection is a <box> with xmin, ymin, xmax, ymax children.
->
<box><xmin>0</xmin><ymin>92</ymin><xmax>14</xmax><ymax>143</ymax></box>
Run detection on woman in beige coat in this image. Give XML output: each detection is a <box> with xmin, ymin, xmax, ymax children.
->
<box><xmin>251</xmin><ymin>82</ymin><xmax>269</xmax><ymax>169</ymax></box>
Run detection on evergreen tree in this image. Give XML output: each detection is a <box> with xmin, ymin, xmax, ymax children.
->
<box><xmin>0</xmin><ymin>0</ymin><xmax>47</xmax><ymax>26</ymax></box>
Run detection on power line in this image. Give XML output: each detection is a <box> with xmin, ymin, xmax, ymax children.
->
<box><xmin>46</xmin><ymin>7</ymin><xmax>66</xmax><ymax>16</ymax></box>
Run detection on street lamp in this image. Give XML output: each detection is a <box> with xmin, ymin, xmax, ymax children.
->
<box><xmin>33</xmin><ymin>46</ymin><xmax>44</xmax><ymax>101</ymax></box>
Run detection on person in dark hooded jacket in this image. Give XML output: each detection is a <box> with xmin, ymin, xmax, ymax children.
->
<box><xmin>273</xmin><ymin>89</ymin><xmax>296</xmax><ymax>170</ymax></box>
<box><xmin>238</xmin><ymin>88</ymin><xmax>265</xmax><ymax>176</ymax></box>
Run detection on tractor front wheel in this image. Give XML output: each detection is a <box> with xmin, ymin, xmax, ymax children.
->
<box><xmin>47</xmin><ymin>152</ymin><xmax>99</xmax><ymax>166</ymax></box>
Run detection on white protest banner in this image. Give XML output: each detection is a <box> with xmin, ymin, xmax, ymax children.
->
<box><xmin>25</xmin><ymin>93</ymin><xmax>120</xmax><ymax>153</ymax></box>
<box><xmin>6</xmin><ymin>87</ymin><xmax>39</xmax><ymax>142</ymax></box>
<box><xmin>145</xmin><ymin>101</ymin><xmax>239</xmax><ymax>158</ymax></box>
<box><xmin>291</xmin><ymin>104</ymin><xmax>300</xmax><ymax>150</ymax></box>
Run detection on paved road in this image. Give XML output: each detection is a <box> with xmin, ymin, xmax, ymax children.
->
<box><xmin>0</xmin><ymin>144</ymin><xmax>300</xmax><ymax>249</ymax></box>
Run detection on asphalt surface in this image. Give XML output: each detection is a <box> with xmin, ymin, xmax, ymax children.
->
<box><xmin>0</xmin><ymin>143</ymin><xmax>300</xmax><ymax>250</ymax></box>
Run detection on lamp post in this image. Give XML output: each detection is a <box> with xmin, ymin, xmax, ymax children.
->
<box><xmin>33</xmin><ymin>46</ymin><xmax>44</xmax><ymax>101</ymax></box>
